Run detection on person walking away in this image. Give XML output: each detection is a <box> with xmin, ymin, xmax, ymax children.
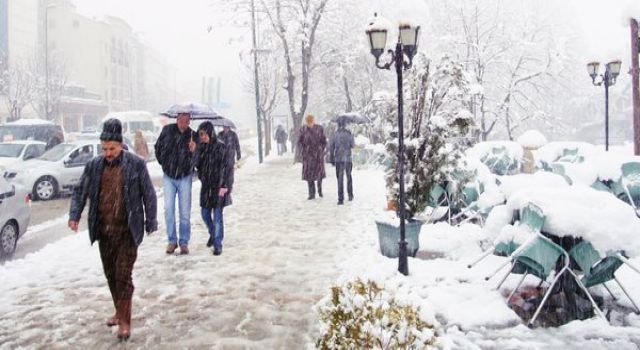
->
<box><xmin>195</xmin><ymin>122</ymin><xmax>234</xmax><ymax>255</ymax></box>
<box><xmin>297</xmin><ymin>114</ymin><xmax>327</xmax><ymax>199</ymax></box>
<box><xmin>155</xmin><ymin>112</ymin><xmax>198</xmax><ymax>254</ymax></box>
<box><xmin>133</xmin><ymin>130</ymin><xmax>150</xmax><ymax>161</ymax></box>
<box><xmin>68</xmin><ymin>118</ymin><xmax>157</xmax><ymax>342</ymax></box>
<box><xmin>274</xmin><ymin>125</ymin><xmax>288</xmax><ymax>156</ymax></box>
<box><xmin>218</xmin><ymin>126</ymin><xmax>241</xmax><ymax>162</ymax></box>
<box><xmin>329</xmin><ymin>120</ymin><xmax>355</xmax><ymax>205</ymax></box>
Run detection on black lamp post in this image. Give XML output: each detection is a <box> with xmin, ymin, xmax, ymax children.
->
<box><xmin>366</xmin><ymin>14</ymin><xmax>420</xmax><ymax>276</ymax></box>
<box><xmin>587</xmin><ymin>60</ymin><xmax>622</xmax><ymax>151</ymax></box>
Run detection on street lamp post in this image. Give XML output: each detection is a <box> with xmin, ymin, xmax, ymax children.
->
<box><xmin>366</xmin><ymin>14</ymin><xmax>420</xmax><ymax>276</ymax></box>
<box><xmin>587</xmin><ymin>60</ymin><xmax>622</xmax><ymax>151</ymax></box>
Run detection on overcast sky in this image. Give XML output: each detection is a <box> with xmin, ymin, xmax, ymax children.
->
<box><xmin>70</xmin><ymin>0</ymin><xmax>640</xmax><ymax>127</ymax></box>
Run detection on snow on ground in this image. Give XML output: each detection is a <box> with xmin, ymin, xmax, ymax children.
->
<box><xmin>2</xmin><ymin>142</ymin><xmax>640</xmax><ymax>348</ymax></box>
<box><xmin>0</xmin><ymin>150</ymin><xmax>386</xmax><ymax>349</ymax></box>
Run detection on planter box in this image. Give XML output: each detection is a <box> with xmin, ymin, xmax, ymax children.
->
<box><xmin>375</xmin><ymin>219</ymin><xmax>423</xmax><ymax>258</ymax></box>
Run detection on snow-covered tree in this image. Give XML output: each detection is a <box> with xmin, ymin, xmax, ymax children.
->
<box><xmin>31</xmin><ymin>54</ymin><xmax>67</xmax><ymax>121</ymax></box>
<box><xmin>382</xmin><ymin>54</ymin><xmax>476</xmax><ymax>218</ymax></box>
<box><xmin>427</xmin><ymin>0</ymin><xmax>574</xmax><ymax>140</ymax></box>
<box><xmin>0</xmin><ymin>59</ymin><xmax>37</xmax><ymax>122</ymax></box>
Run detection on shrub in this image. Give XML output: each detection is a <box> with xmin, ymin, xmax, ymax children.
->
<box><xmin>316</xmin><ymin>278</ymin><xmax>437</xmax><ymax>349</ymax></box>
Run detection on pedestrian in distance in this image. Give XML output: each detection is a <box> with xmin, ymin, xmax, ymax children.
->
<box><xmin>289</xmin><ymin>127</ymin><xmax>297</xmax><ymax>155</ymax></box>
<box><xmin>274</xmin><ymin>125</ymin><xmax>288</xmax><ymax>156</ymax></box>
<box><xmin>195</xmin><ymin>122</ymin><xmax>234</xmax><ymax>256</ymax></box>
<box><xmin>218</xmin><ymin>126</ymin><xmax>241</xmax><ymax>163</ymax></box>
<box><xmin>297</xmin><ymin>114</ymin><xmax>327</xmax><ymax>200</ymax></box>
<box><xmin>68</xmin><ymin>118</ymin><xmax>157</xmax><ymax>342</ymax></box>
<box><xmin>133</xmin><ymin>129</ymin><xmax>150</xmax><ymax>161</ymax></box>
<box><xmin>155</xmin><ymin>112</ymin><xmax>198</xmax><ymax>255</ymax></box>
<box><xmin>329</xmin><ymin>120</ymin><xmax>355</xmax><ymax>205</ymax></box>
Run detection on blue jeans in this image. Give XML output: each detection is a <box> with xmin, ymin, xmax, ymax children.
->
<box><xmin>201</xmin><ymin>207</ymin><xmax>224</xmax><ymax>250</ymax></box>
<box><xmin>163</xmin><ymin>174</ymin><xmax>192</xmax><ymax>246</ymax></box>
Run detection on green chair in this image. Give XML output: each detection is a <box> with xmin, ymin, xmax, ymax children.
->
<box><xmin>426</xmin><ymin>184</ymin><xmax>450</xmax><ymax>223</ymax></box>
<box><xmin>569</xmin><ymin>241</ymin><xmax>640</xmax><ymax>313</ymax></box>
<box><xmin>556</xmin><ymin>148</ymin><xmax>584</xmax><ymax>163</ymax></box>
<box><xmin>621</xmin><ymin>162</ymin><xmax>640</xmax><ymax>210</ymax></box>
<box><xmin>468</xmin><ymin>203</ymin><xmax>543</xmax><ymax>268</ymax></box>
<box><xmin>591</xmin><ymin>180</ymin><xmax>611</xmax><ymax>192</ymax></box>
<box><xmin>551</xmin><ymin>163</ymin><xmax>572</xmax><ymax>185</ymax></box>
<box><xmin>495</xmin><ymin>234</ymin><xmax>606</xmax><ymax>326</ymax></box>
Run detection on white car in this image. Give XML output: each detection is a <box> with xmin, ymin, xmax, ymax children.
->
<box><xmin>3</xmin><ymin>140</ymin><xmax>102</xmax><ymax>201</ymax></box>
<box><xmin>0</xmin><ymin>176</ymin><xmax>31</xmax><ymax>258</ymax></box>
<box><xmin>0</xmin><ymin>140</ymin><xmax>47</xmax><ymax>172</ymax></box>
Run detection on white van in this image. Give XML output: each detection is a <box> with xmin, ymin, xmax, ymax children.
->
<box><xmin>101</xmin><ymin>111</ymin><xmax>157</xmax><ymax>143</ymax></box>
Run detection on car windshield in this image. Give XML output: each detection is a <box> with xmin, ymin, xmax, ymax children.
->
<box><xmin>38</xmin><ymin>143</ymin><xmax>76</xmax><ymax>161</ymax></box>
<box><xmin>0</xmin><ymin>144</ymin><xmax>25</xmax><ymax>158</ymax></box>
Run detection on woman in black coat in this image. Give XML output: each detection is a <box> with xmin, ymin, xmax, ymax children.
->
<box><xmin>195</xmin><ymin>122</ymin><xmax>233</xmax><ymax>255</ymax></box>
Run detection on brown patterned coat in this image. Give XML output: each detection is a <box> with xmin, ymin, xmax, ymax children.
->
<box><xmin>298</xmin><ymin>124</ymin><xmax>327</xmax><ymax>181</ymax></box>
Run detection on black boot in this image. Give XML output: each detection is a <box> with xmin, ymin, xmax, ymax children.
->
<box><xmin>317</xmin><ymin>180</ymin><xmax>323</xmax><ymax>197</ymax></box>
<box><xmin>307</xmin><ymin>181</ymin><xmax>316</xmax><ymax>200</ymax></box>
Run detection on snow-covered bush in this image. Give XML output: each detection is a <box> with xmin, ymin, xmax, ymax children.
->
<box><xmin>380</xmin><ymin>54</ymin><xmax>476</xmax><ymax>218</ymax></box>
<box><xmin>315</xmin><ymin>278</ymin><xmax>437</xmax><ymax>349</ymax></box>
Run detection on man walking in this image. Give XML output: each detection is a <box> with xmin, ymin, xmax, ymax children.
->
<box><xmin>155</xmin><ymin>112</ymin><xmax>198</xmax><ymax>254</ymax></box>
<box><xmin>218</xmin><ymin>126</ymin><xmax>241</xmax><ymax>162</ymax></box>
<box><xmin>274</xmin><ymin>125</ymin><xmax>288</xmax><ymax>156</ymax></box>
<box><xmin>69</xmin><ymin>118</ymin><xmax>157</xmax><ymax>341</ymax></box>
<box><xmin>329</xmin><ymin>120</ymin><xmax>355</xmax><ymax>205</ymax></box>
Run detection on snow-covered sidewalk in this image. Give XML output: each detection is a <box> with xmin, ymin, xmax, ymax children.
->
<box><xmin>0</xmin><ymin>154</ymin><xmax>385</xmax><ymax>348</ymax></box>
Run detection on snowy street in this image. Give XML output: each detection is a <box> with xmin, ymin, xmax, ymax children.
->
<box><xmin>0</xmin><ymin>152</ymin><xmax>386</xmax><ymax>349</ymax></box>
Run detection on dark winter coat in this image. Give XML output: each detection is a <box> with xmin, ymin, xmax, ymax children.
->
<box><xmin>69</xmin><ymin>151</ymin><xmax>158</xmax><ymax>247</ymax></box>
<box><xmin>195</xmin><ymin>138</ymin><xmax>234</xmax><ymax>208</ymax></box>
<box><xmin>329</xmin><ymin>127</ymin><xmax>355</xmax><ymax>163</ymax></box>
<box><xmin>154</xmin><ymin>124</ymin><xmax>198</xmax><ymax>179</ymax></box>
<box><xmin>275</xmin><ymin>128</ymin><xmax>288</xmax><ymax>143</ymax></box>
<box><xmin>218</xmin><ymin>129</ymin><xmax>241</xmax><ymax>162</ymax></box>
<box><xmin>298</xmin><ymin>124</ymin><xmax>327</xmax><ymax>181</ymax></box>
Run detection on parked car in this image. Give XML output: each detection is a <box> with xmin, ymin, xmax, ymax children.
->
<box><xmin>0</xmin><ymin>119</ymin><xmax>65</xmax><ymax>149</ymax></box>
<box><xmin>3</xmin><ymin>140</ymin><xmax>101</xmax><ymax>201</ymax></box>
<box><xmin>0</xmin><ymin>140</ymin><xmax>47</xmax><ymax>172</ymax></box>
<box><xmin>0</xmin><ymin>176</ymin><xmax>31</xmax><ymax>258</ymax></box>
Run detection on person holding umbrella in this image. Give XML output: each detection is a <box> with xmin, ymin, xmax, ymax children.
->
<box><xmin>68</xmin><ymin>118</ymin><xmax>157</xmax><ymax>341</ymax></box>
<box><xmin>329</xmin><ymin>119</ymin><xmax>355</xmax><ymax>205</ymax></box>
<box><xmin>155</xmin><ymin>111</ymin><xmax>198</xmax><ymax>255</ymax></box>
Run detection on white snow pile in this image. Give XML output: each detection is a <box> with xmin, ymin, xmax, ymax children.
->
<box><xmin>517</xmin><ymin>130</ymin><xmax>548</xmax><ymax>149</ymax></box>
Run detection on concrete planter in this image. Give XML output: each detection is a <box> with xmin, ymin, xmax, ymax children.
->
<box><xmin>374</xmin><ymin>219</ymin><xmax>424</xmax><ymax>258</ymax></box>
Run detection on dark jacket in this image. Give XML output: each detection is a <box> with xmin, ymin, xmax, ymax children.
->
<box><xmin>195</xmin><ymin>138</ymin><xmax>234</xmax><ymax>208</ymax></box>
<box><xmin>275</xmin><ymin>128</ymin><xmax>288</xmax><ymax>143</ymax></box>
<box><xmin>298</xmin><ymin>124</ymin><xmax>327</xmax><ymax>181</ymax></box>
<box><xmin>218</xmin><ymin>129</ymin><xmax>241</xmax><ymax>162</ymax></box>
<box><xmin>69</xmin><ymin>151</ymin><xmax>158</xmax><ymax>247</ymax></box>
<box><xmin>155</xmin><ymin>124</ymin><xmax>198</xmax><ymax>179</ymax></box>
<box><xmin>329</xmin><ymin>127</ymin><xmax>355</xmax><ymax>163</ymax></box>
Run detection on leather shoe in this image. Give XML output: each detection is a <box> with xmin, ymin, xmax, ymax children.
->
<box><xmin>213</xmin><ymin>247</ymin><xmax>222</xmax><ymax>256</ymax></box>
<box><xmin>348</xmin><ymin>194</ymin><xmax>354</xmax><ymax>201</ymax></box>
<box><xmin>337</xmin><ymin>200</ymin><xmax>344</xmax><ymax>205</ymax></box>
<box><xmin>206</xmin><ymin>237</ymin><xmax>213</xmax><ymax>247</ymax></box>
<box><xmin>179</xmin><ymin>245</ymin><xmax>189</xmax><ymax>255</ymax></box>
<box><xmin>166</xmin><ymin>243</ymin><xmax>177</xmax><ymax>254</ymax></box>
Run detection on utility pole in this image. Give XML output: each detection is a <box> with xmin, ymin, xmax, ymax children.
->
<box><xmin>631</xmin><ymin>18</ymin><xmax>640</xmax><ymax>156</ymax></box>
<box><xmin>250</xmin><ymin>0</ymin><xmax>264</xmax><ymax>163</ymax></box>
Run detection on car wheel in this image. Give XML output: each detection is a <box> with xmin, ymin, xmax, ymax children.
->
<box><xmin>0</xmin><ymin>221</ymin><xmax>18</xmax><ymax>258</ymax></box>
<box><xmin>33</xmin><ymin>176</ymin><xmax>58</xmax><ymax>201</ymax></box>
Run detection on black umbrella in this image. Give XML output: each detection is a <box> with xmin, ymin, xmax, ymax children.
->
<box><xmin>192</xmin><ymin>115</ymin><xmax>236</xmax><ymax>129</ymax></box>
<box><xmin>331</xmin><ymin>112</ymin><xmax>371</xmax><ymax>124</ymax></box>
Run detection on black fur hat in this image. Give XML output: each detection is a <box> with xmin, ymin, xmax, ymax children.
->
<box><xmin>100</xmin><ymin>118</ymin><xmax>123</xmax><ymax>143</ymax></box>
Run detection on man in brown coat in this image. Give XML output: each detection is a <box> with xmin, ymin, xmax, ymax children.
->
<box><xmin>297</xmin><ymin>114</ymin><xmax>327</xmax><ymax>199</ymax></box>
<box><xmin>69</xmin><ymin>118</ymin><xmax>157</xmax><ymax>342</ymax></box>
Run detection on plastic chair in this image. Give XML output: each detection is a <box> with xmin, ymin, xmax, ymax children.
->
<box><xmin>620</xmin><ymin>162</ymin><xmax>640</xmax><ymax>210</ymax></box>
<box><xmin>496</xmin><ymin>233</ymin><xmax>606</xmax><ymax>326</ymax></box>
<box><xmin>569</xmin><ymin>241</ymin><xmax>640</xmax><ymax>313</ymax></box>
<box><xmin>468</xmin><ymin>203</ymin><xmax>543</xmax><ymax>269</ymax></box>
<box><xmin>551</xmin><ymin>163</ymin><xmax>572</xmax><ymax>185</ymax></box>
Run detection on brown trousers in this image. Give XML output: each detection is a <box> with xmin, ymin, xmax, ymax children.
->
<box><xmin>98</xmin><ymin>230</ymin><xmax>137</xmax><ymax>324</ymax></box>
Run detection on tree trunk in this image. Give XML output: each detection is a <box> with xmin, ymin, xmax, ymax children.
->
<box><xmin>631</xmin><ymin>18</ymin><xmax>640</xmax><ymax>156</ymax></box>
